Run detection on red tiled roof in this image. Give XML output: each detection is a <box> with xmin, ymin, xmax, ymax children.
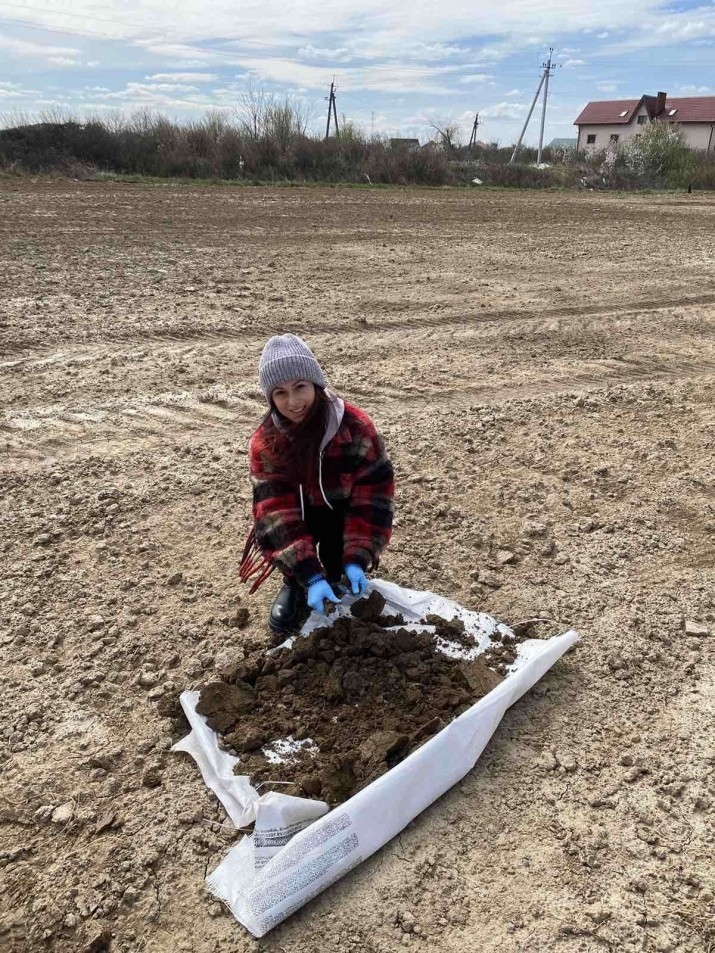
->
<box><xmin>661</xmin><ymin>97</ymin><xmax>715</xmax><ymax>122</ymax></box>
<box><xmin>574</xmin><ymin>99</ymin><xmax>640</xmax><ymax>125</ymax></box>
<box><xmin>575</xmin><ymin>95</ymin><xmax>715</xmax><ymax>125</ymax></box>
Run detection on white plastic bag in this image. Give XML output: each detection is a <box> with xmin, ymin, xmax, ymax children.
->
<box><xmin>174</xmin><ymin>578</ymin><xmax>578</xmax><ymax>936</ymax></box>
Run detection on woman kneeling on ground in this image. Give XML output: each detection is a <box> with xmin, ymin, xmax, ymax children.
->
<box><xmin>240</xmin><ymin>333</ymin><xmax>395</xmax><ymax>637</ymax></box>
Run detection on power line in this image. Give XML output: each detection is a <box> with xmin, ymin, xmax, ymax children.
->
<box><xmin>1</xmin><ymin>5</ymin><xmax>706</xmax><ymax>103</ymax></box>
<box><xmin>0</xmin><ymin>0</ymin><xmax>281</xmax><ymax>49</ymax></box>
<box><xmin>0</xmin><ymin>0</ymin><xmax>157</xmax><ymax>33</ymax></box>
<box><xmin>0</xmin><ymin>5</ymin><xmax>562</xmax><ymax>76</ymax></box>
<box><xmin>0</xmin><ymin>7</ymin><xmax>709</xmax><ymax>73</ymax></box>
<box><xmin>0</xmin><ymin>13</ymin><xmax>569</xmax><ymax>79</ymax></box>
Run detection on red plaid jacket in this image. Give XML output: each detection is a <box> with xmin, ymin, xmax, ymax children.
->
<box><xmin>241</xmin><ymin>400</ymin><xmax>394</xmax><ymax>589</ymax></box>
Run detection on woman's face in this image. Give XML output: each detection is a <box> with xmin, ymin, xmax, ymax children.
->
<box><xmin>271</xmin><ymin>379</ymin><xmax>316</xmax><ymax>424</ymax></box>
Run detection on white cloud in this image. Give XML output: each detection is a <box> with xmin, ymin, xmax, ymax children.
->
<box><xmin>2</xmin><ymin>1</ymin><xmax>706</xmax><ymax>58</ymax></box>
<box><xmin>674</xmin><ymin>83</ymin><xmax>713</xmax><ymax>94</ymax></box>
<box><xmin>298</xmin><ymin>45</ymin><xmax>350</xmax><ymax>59</ymax></box>
<box><xmin>605</xmin><ymin>4</ymin><xmax>715</xmax><ymax>51</ymax></box>
<box><xmin>0</xmin><ymin>36</ymin><xmax>79</xmax><ymax>58</ymax></box>
<box><xmin>146</xmin><ymin>72</ymin><xmax>218</xmax><ymax>83</ymax></box>
<box><xmin>458</xmin><ymin>73</ymin><xmax>492</xmax><ymax>84</ymax></box>
<box><xmin>236</xmin><ymin>56</ymin><xmax>457</xmax><ymax>94</ymax></box>
<box><xmin>132</xmin><ymin>39</ymin><xmax>220</xmax><ymax>66</ymax></box>
<box><xmin>103</xmin><ymin>81</ymin><xmax>202</xmax><ymax>99</ymax></box>
<box><xmin>1</xmin><ymin>0</ymin><xmax>714</xmax><ymax>147</ymax></box>
<box><xmin>346</xmin><ymin>38</ymin><xmax>470</xmax><ymax>61</ymax></box>
<box><xmin>482</xmin><ymin>101</ymin><xmax>528</xmax><ymax>120</ymax></box>
<box><xmin>82</xmin><ymin>97</ymin><xmax>206</xmax><ymax>112</ymax></box>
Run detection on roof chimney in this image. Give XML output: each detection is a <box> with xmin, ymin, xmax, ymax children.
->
<box><xmin>655</xmin><ymin>91</ymin><xmax>667</xmax><ymax>116</ymax></box>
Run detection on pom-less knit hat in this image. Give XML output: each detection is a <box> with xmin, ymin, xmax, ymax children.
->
<box><xmin>258</xmin><ymin>333</ymin><xmax>326</xmax><ymax>399</ymax></box>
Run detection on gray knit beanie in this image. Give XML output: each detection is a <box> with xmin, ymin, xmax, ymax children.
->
<box><xmin>258</xmin><ymin>333</ymin><xmax>326</xmax><ymax>400</ymax></box>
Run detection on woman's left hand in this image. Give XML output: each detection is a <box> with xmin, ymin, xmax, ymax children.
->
<box><xmin>345</xmin><ymin>563</ymin><xmax>369</xmax><ymax>596</ymax></box>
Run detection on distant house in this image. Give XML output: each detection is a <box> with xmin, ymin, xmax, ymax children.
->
<box><xmin>547</xmin><ymin>137</ymin><xmax>577</xmax><ymax>150</ymax></box>
<box><xmin>389</xmin><ymin>138</ymin><xmax>420</xmax><ymax>150</ymax></box>
<box><xmin>574</xmin><ymin>92</ymin><xmax>715</xmax><ymax>153</ymax></box>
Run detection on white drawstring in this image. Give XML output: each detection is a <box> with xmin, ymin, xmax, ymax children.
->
<box><xmin>318</xmin><ymin>453</ymin><xmax>334</xmax><ymax>510</ymax></box>
<box><xmin>299</xmin><ymin>484</ymin><xmax>305</xmax><ymax>520</ymax></box>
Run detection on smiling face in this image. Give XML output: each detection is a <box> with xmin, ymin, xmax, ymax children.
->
<box><xmin>271</xmin><ymin>379</ymin><xmax>317</xmax><ymax>424</ymax></box>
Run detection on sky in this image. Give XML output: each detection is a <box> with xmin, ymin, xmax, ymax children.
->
<box><xmin>0</xmin><ymin>0</ymin><xmax>713</xmax><ymax>146</ymax></box>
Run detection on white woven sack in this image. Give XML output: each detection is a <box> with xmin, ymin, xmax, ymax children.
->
<box><xmin>174</xmin><ymin>578</ymin><xmax>578</xmax><ymax>936</ymax></box>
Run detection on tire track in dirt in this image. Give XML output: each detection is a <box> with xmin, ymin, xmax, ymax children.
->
<box><xmin>353</xmin><ymin>291</ymin><xmax>715</xmax><ymax>331</ymax></box>
<box><xmin>2</xmin><ymin>286</ymin><xmax>712</xmax><ymax>468</ymax></box>
<box><xmin>2</xmin><ymin>291</ymin><xmax>715</xmax><ymax>358</ymax></box>
<box><xmin>2</xmin><ymin>354</ymin><xmax>712</xmax><ymax>469</ymax></box>
<box><xmin>360</xmin><ymin>356</ymin><xmax>715</xmax><ymax>405</ymax></box>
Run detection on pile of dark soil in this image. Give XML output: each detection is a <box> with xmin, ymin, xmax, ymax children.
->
<box><xmin>196</xmin><ymin>592</ymin><xmax>503</xmax><ymax>805</ymax></box>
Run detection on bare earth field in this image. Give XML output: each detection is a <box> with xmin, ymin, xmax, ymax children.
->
<box><xmin>1</xmin><ymin>180</ymin><xmax>713</xmax><ymax>953</ymax></box>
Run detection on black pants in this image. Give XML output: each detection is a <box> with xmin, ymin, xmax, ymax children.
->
<box><xmin>302</xmin><ymin>503</ymin><xmax>347</xmax><ymax>584</ymax></box>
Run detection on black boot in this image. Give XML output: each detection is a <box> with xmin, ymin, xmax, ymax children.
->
<box><xmin>269</xmin><ymin>579</ymin><xmax>307</xmax><ymax>637</ymax></box>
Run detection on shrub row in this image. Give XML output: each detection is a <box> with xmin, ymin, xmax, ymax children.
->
<box><xmin>1</xmin><ymin>113</ymin><xmax>713</xmax><ymax>190</ymax></box>
<box><xmin>0</xmin><ymin>118</ymin><xmax>452</xmax><ymax>186</ymax></box>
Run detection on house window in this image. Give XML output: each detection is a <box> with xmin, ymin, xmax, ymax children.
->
<box><xmin>587</xmin><ymin>134</ymin><xmax>596</xmax><ymax>144</ymax></box>
<box><xmin>610</xmin><ymin>134</ymin><xmax>619</xmax><ymax>143</ymax></box>
<box><xmin>637</xmin><ymin>115</ymin><xmax>647</xmax><ymax>125</ymax></box>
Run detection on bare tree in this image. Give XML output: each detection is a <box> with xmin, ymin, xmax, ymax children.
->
<box><xmin>235</xmin><ymin>83</ymin><xmax>314</xmax><ymax>143</ymax></box>
<box><xmin>235</xmin><ymin>82</ymin><xmax>274</xmax><ymax>139</ymax></box>
<box><xmin>266</xmin><ymin>95</ymin><xmax>313</xmax><ymax>145</ymax></box>
<box><xmin>337</xmin><ymin>114</ymin><xmax>367</xmax><ymax>143</ymax></box>
<box><xmin>429</xmin><ymin>120</ymin><xmax>461</xmax><ymax>151</ymax></box>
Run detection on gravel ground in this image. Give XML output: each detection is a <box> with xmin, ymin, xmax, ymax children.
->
<box><xmin>1</xmin><ymin>180</ymin><xmax>713</xmax><ymax>953</ymax></box>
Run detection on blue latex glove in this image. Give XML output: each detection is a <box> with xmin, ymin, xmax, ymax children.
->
<box><xmin>345</xmin><ymin>563</ymin><xmax>369</xmax><ymax>596</ymax></box>
<box><xmin>306</xmin><ymin>578</ymin><xmax>339</xmax><ymax>615</ymax></box>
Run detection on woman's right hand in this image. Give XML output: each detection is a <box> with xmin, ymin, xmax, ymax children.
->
<box><xmin>307</xmin><ymin>579</ymin><xmax>339</xmax><ymax>615</ymax></box>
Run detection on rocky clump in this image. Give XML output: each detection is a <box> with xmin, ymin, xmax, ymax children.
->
<box><xmin>196</xmin><ymin>594</ymin><xmax>503</xmax><ymax>805</ymax></box>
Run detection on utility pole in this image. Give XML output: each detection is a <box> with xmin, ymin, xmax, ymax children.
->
<box><xmin>509</xmin><ymin>49</ymin><xmax>557</xmax><ymax>164</ymax></box>
<box><xmin>536</xmin><ymin>49</ymin><xmax>554</xmax><ymax>164</ymax></box>
<box><xmin>467</xmin><ymin>112</ymin><xmax>480</xmax><ymax>150</ymax></box>
<box><xmin>325</xmin><ymin>78</ymin><xmax>339</xmax><ymax>139</ymax></box>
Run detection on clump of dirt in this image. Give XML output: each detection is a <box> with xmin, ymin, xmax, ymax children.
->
<box><xmin>196</xmin><ymin>597</ymin><xmax>503</xmax><ymax>805</ymax></box>
<box><xmin>349</xmin><ymin>589</ymin><xmax>387</xmax><ymax>622</ymax></box>
<box><xmin>426</xmin><ymin>613</ymin><xmax>477</xmax><ymax>650</ymax></box>
<box><xmin>482</xmin><ymin>619</ymin><xmax>552</xmax><ymax>676</ymax></box>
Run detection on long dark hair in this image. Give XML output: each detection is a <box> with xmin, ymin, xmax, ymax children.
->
<box><xmin>262</xmin><ymin>386</ymin><xmax>330</xmax><ymax>487</ymax></box>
